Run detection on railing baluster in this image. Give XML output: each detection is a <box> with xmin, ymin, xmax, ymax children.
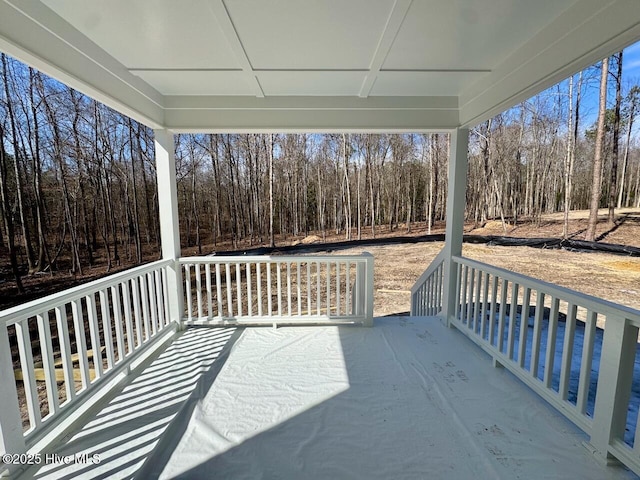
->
<box><xmin>307</xmin><ymin>262</ymin><xmax>312</xmax><ymax>316</ymax></box>
<box><xmin>530</xmin><ymin>291</ymin><xmax>545</xmax><ymax>377</ymax></box>
<box><xmin>120</xmin><ymin>280</ymin><xmax>134</xmax><ymax>355</ymax></box>
<box><xmin>317</xmin><ymin>262</ymin><xmax>321</xmax><ymax>316</ymax></box>
<box><xmin>130</xmin><ymin>278</ymin><xmax>142</xmax><ymax>350</ymax></box>
<box><xmin>85</xmin><ymin>294</ymin><xmax>103</xmax><ymax>379</ymax></box>
<box><xmin>454</xmin><ymin>262</ymin><xmax>462</xmax><ymax>319</ymax></box>
<box><xmin>236</xmin><ymin>263</ymin><xmax>243</xmax><ymax>317</ymax></box>
<box><xmin>488</xmin><ymin>275</ymin><xmax>498</xmax><ymax>346</ymax></box>
<box><xmin>461</xmin><ymin>264</ymin><xmax>469</xmax><ymax>321</ymax></box>
<box><xmin>206</xmin><ymin>264</ymin><xmax>212</xmax><ymax>319</ymax></box>
<box><xmin>474</xmin><ymin>268</ymin><xmax>482</xmax><ymax>333</ymax></box>
<box><xmin>480</xmin><ymin>272</ymin><xmax>489</xmax><ymax>338</ymax></box>
<box><xmin>257</xmin><ymin>263</ymin><xmax>263</xmax><ymax>317</ymax></box>
<box><xmin>297</xmin><ymin>262</ymin><xmax>302</xmax><ymax>316</ymax></box>
<box><xmin>55</xmin><ymin>306</ymin><xmax>75</xmax><ymax>402</ymax></box>
<box><xmin>507</xmin><ymin>282</ymin><xmax>519</xmax><ymax>361</ymax></box>
<box><xmin>226</xmin><ymin>263</ymin><xmax>233</xmax><ymax>317</ymax></box>
<box><xmin>326</xmin><ymin>262</ymin><xmax>330</xmax><ymax>316</ymax></box>
<box><xmin>577</xmin><ymin>310</ymin><xmax>597</xmax><ymax>414</ymax></box>
<box><xmin>71</xmin><ymin>299</ymin><xmax>90</xmax><ymax>389</ymax></box>
<box><xmin>36</xmin><ymin>311</ymin><xmax>59</xmax><ymax>416</ymax></box>
<box><xmin>155</xmin><ymin>270</ymin><xmax>164</xmax><ymax>329</ymax></box>
<box><xmin>99</xmin><ymin>290</ymin><xmax>115</xmax><ymax>370</ymax></box>
<box><xmin>346</xmin><ymin>262</ymin><xmax>351</xmax><ymax>315</ymax></box>
<box><xmin>498</xmin><ymin>279</ymin><xmax>508</xmax><ymax>353</ymax></box>
<box><xmin>216</xmin><ymin>263</ymin><xmax>223</xmax><ymax>318</ymax></box>
<box><xmin>518</xmin><ymin>287</ymin><xmax>531</xmax><ymax>368</ymax></box>
<box><xmin>337</xmin><ymin>262</ymin><xmax>341</xmax><ymax>316</ymax></box>
<box><xmin>544</xmin><ymin>297</ymin><xmax>560</xmax><ymax>389</ymax></box>
<box><xmin>466</xmin><ymin>267</ymin><xmax>475</xmax><ymax>326</ymax></box>
<box><xmin>247</xmin><ymin>263</ymin><xmax>253</xmax><ymax>317</ymax></box>
<box><xmin>267</xmin><ymin>262</ymin><xmax>272</xmax><ymax>315</ymax></box>
<box><xmin>162</xmin><ymin>267</ymin><xmax>170</xmax><ymax>325</ymax></box>
<box><xmin>110</xmin><ymin>285</ymin><xmax>125</xmax><ymax>362</ymax></box>
<box><xmin>16</xmin><ymin>318</ymin><xmax>40</xmax><ymax>429</ymax></box>
<box><xmin>287</xmin><ymin>262</ymin><xmax>292</xmax><ymax>317</ymax></box>
<box><xmin>185</xmin><ymin>264</ymin><xmax>192</xmax><ymax>321</ymax></box>
<box><xmin>277</xmin><ymin>262</ymin><xmax>283</xmax><ymax>316</ymax></box>
<box><xmin>196</xmin><ymin>264</ymin><xmax>203</xmax><ymax>319</ymax></box>
<box><xmin>146</xmin><ymin>273</ymin><xmax>158</xmax><ymax>336</ymax></box>
<box><xmin>559</xmin><ymin>303</ymin><xmax>578</xmax><ymax>401</ymax></box>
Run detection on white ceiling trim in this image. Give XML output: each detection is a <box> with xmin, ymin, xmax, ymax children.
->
<box><xmin>206</xmin><ymin>0</ymin><xmax>264</xmax><ymax>97</ymax></box>
<box><xmin>0</xmin><ymin>0</ymin><xmax>165</xmax><ymax>127</ymax></box>
<box><xmin>359</xmin><ymin>0</ymin><xmax>413</xmax><ymax>98</ymax></box>
<box><xmin>460</xmin><ymin>0</ymin><xmax>640</xmax><ymax>127</ymax></box>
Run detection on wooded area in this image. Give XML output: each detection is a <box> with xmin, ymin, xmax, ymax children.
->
<box><xmin>2</xmin><ymin>50</ymin><xmax>640</xmax><ymax>293</ymax></box>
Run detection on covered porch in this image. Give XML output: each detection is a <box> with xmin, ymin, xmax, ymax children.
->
<box><xmin>2</xmin><ymin>0</ymin><xmax>640</xmax><ymax>478</ymax></box>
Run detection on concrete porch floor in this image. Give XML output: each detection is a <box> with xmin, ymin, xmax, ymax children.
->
<box><xmin>17</xmin><ymin>317</ymin><xmax>638</xmax><ymax>480</ymax></box>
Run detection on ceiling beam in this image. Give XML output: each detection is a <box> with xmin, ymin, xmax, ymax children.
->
<box><xmin>359</xmin><ymin>0</ymin><xmax>413</xmax><ymax>98</ymax></box>
<box><xmin>207</xmin><ymin>0</ymin><xmax>264</xmax><ymax>97</ymax></box>
<box><xmin>163</xmin><ymin>95</ymin><xmax>459</xmax><ymax>133</ymax></box>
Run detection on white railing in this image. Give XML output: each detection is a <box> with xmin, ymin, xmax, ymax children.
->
<box><xmin>410</xmin><ymin>249</ymin><xmax>445</xmax><ymax>316</ymax></box>
<box><xmin>450</xmin><ymin>254</ymin><xmax>640</xmax><ymax>476</ymax></box>
<box><xmin>180</xmin><ymin>253</ymin><xmax>375</xmax><ymax>327</ymax></box>
<box><xmin>0</xmin><ymin>259</ymin><xmax>177</xmax><ymax>469</ymax></box>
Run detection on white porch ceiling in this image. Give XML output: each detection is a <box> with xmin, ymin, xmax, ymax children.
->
<box><xmin>1</xmin><ymin>0</ymin><xmax>639</xmax><ymax>131</ymax></box>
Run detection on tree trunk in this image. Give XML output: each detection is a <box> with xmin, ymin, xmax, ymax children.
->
<box><xmin>585</xmin><ymin>57</ymin><xmax>609</xmax><ymax>242</ymax></box>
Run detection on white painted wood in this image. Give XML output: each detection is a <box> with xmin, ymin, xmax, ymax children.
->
<box><xmin>544</xmin><ymin>297</ymin><xmax>560</xmax><ymax>389</ymax></box>
<box><xmin>307</xmin><ymin>262</ymin><xmax>312</xmax><ymax>316</ymax></box>
<box><xmin>267</xmin><ymin>263</ymin><xmax>272</xmax><ymax>316</ymax></box>
<box><xmin>287</xmin><ymin>262</ymin><xmax>292</xmax><ymax>317</ymax></box>
<box><xmin>184</xmin><ymin>264</ymin><xmax>192</xmax><ymax>322</ymax></box>
<box><xmin>85</xmin><ymin>294</ymin><xmax>103</xmax><ymax>379</ymax></box>
<box><xmin>0</xmin><ymin>322</ymin><xmax>25</xmax><ymax>455</ymax></box>
<box><xmin>154</xmin><ymin>270</ymin><xmax>164</xmax><ymax>329</ymax></box>
<box><xmin>577</xmin><ymin>310</ymin><xmax>597</xmax><ymax>414</ymax></box>
<box><xmin>216</xmin><ymin>264</ymin><xmax>223</xmax><ymax>318</ymax></box>
<box><xmin>591</xmin><ymin>316</ymin><xmax>639</xmax><ymax>464</ymax></box>
<box><xmin>480</xmin><ymin>271</ymin><xmax>489</xmax><ymax>338</ymax></box>
<box><xmin>154</xmin><ymin>130</ymin><xmax>184</xmax><ymax>326</ymax></box>
<box><xmin>246</xmin><ymin>263</ymin><xmax>253</xmax><ymax>317</ymax></box>
<box><xmin>497</xmin><ymin>280</ymin><xmax>508</xmax><ymax>353</ymax></box>
<box><xmin>110</xmin><ymin>285</ymin><xmax>125</xmax><ymax>362</ymax></box>
<box><xmin>206</xmin><ymin>264</ymin><xmax>212</xmax><ymax>319</ymax></box>
<box><xmin>99</xmin><ymin>290</ymin><xmax>115</xmax><ymax>370</ymax></box>
<box><xmin>507</xmin><ymin>283</ymin><xmax>519</xmax><ymax>361</ymax></box>
<box><xmin>71</xmin><ymin>300</ymin><xmax>90</xmax><ymax>390</ymax></box>
<box><xmin>236</xmin><ymin>263</ymin><xmax>242</xmax><ymax>318</ymax></box>
<box><xmin>488</xmin><ymin>276</ymin><xmax>498</xmax><ymax>346</ymax></box>
<box><xmin>518</xmin><ymin>287</ymin><xmax>531</xmax><ymax>368</ymax></box>
<box><xmin>16</xmin><ymin>318</ymin><xmax>40</xmax><ymax>429</ymax></box>
<box><xmin>277</xmin><ymin>262</ymin><xmax>282</xmax><ymax>316</ymax></box>
<box><xmin>297</xmin><ymin>263</ymin><xmax>302</xmax><ymax>316</ymax></box>
<box><xmin>36</xmin><ymin>312</ymin><xmax>59</xmax><ymax>416</ymax></box>
<box><xmin>54</xmin><ymin>306</ymin><xmax>74</xmax><ymax>402</ymax></box>
<box><xmin>442</xmin><ymin>128</ymin><xmax>469</xmax><ymax>324</ymax></box>
<box><xmin>195</xmin><ymin>264</ymin><xmax>203</xmax><ymax>320</ymax></box>
<box><xmin>559</xmin><ymin>304</ymin><xmax>577</xmax><ymax>401</ymax></box>
<box><xmin>226</xmin><ymin>263</ymin><xmax>233</xmax><ymax>317</ymax></box>
<box><xmin>129</xmin><ymin>278</ymin><xmax>142</xmax><ymax>351</ymax></box>
<box><xmin>148</xmin><ymin>272</ymin><xmax>159</xmax><ymax>335</ymax></box>
<box><xmin>530</xmin><ymin>292</ymin><xmax>545</xmax><ymax>378</ymax></box>
<box><xmin>257</xmin><ymin>263</ymin><xmax>263</xmax><ymax>317</ymax></box>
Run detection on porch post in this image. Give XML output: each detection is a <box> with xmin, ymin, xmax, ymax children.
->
<box><xmin>442</xmin><ymin>128</ymin><xmax>469</xmax><ymax>325</ymax></box>
<box><xmin>154</xmin><ymin>129</ymin><xmax>184</xmax><ymax>326</ymax></box>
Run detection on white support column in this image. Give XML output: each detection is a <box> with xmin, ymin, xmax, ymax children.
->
<box><xmin>589</xmin><ymin>316</ymin><xmax>637</xmax><ymax>465</ymax></box>
<box><xmin>154</xmin><ymin>129</ymin><xmax>184</xmax><ymax>327</ymax></box>
<box><xmin>0</xmin><ymin>324</ymin><xmax>26</xmax><ymax>467</ymax></box>
<box><xmin>442</xmin><ymin>128</ymin><xmax>469</xmax><ymax>326</ymax></box>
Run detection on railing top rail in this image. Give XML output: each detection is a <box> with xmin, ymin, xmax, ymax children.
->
<box><xmin>453</xmin><ymin>255</ymin><xmax>640</xmax><ymax>324</ymax></box>
<box><xmin>179</xmin><ymin>253</ymin><xmax>372</xmax><ymax>264</ymax></box>
<box><xmin>410</xmin><ymin>248</ymin><xmax>446</xmax><ymax>295</ymax></box>
<box><xmin>0</xmin><ymin>259</ymin><xmax>173</xmax><ymax>326</ymax></box>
